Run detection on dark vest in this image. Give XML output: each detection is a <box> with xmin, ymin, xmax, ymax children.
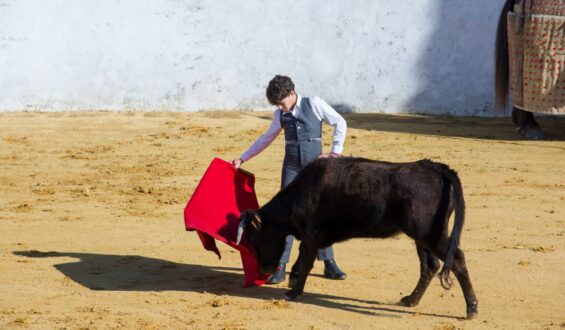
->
<box><xmin>280</xmin><ymin>97</ymin><xmax>323</xmax><ymax>169</ymax></box>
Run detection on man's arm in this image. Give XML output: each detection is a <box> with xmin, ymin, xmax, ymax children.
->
<box><xmin>232</xmin><ymin>110</ymin><xmax>282</xmax><ymax>168</ymax></box>
<box><xmin>310</xmin><ymin>96</ymin><xmax>347</xmax><ymax>155</ymax></box>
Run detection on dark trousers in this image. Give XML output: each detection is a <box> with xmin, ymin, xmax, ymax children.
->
<box><xmin>280</xmin><ymin>150</ymin><xmax>334</xmax><ymax>263</ymax></box>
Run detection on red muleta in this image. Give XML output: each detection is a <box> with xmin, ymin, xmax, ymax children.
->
<box><xmin>184</xmin><ymin>158</ymin><xmax>269</xmax><ymax>287</ymax></box>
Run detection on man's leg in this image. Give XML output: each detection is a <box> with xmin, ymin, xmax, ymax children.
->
<box><xmin>267</xmin><ymin>235</ymin><xmax>294</xmax><ymax>284</ymax></box>
<box><xmin>268</xmin><ymin>154</ymin><xmax>302</xmax><ymax>285</ymax></box>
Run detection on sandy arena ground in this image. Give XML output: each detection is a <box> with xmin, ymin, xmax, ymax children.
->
<box><xmin>0</xmin><ymin>111</ymin><xmax>564</xmax><ymax>329</ymax></box>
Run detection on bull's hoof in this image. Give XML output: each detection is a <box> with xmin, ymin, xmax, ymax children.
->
<box><xmin>466</xmin><ymin>302</ymin><xmax>478</xmax><ymax>319</ymax></box>
<box><xmin>282</xmin><ymin>291</ymin><xmax>299</xmax><ymax>301</ymax></box>
<box><xmin>283</xmin><ymin>289</ymin><xmax>302</xmax><ymax>301</ymax></box>
<box><xmin>399</xmin><ymin>295</ymin><xmax>418</xmax><ymax>307</ymax></box>
<box><xmin>281</xmin><ymin>294</ymin><xmax>295</xmax><ymax>301</ymax></box>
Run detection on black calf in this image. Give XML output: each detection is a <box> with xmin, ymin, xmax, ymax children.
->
<box><xmin>237</xmin><ymin>157</ymin><xmax>478</xmax><ymax>318</ymax></box>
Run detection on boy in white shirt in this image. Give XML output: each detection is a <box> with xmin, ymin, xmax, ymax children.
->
<box><xmin>232</xmin><ymin>75</ymin><xmax>347</xmax><ymax>284</ymax></box>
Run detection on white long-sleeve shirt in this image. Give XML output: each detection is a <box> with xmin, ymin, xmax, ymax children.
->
<box><xmin>240</xmin><ymin>95</ymin><xmax>347</xmax><ymax>162</ymax></box>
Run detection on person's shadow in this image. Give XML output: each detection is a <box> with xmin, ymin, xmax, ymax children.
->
<box><xmin>13</xmin><ymin>250</ymin><xmax>463</xmax><ymax>320</ymax></box>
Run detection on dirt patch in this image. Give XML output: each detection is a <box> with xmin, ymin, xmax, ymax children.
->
<box><xmin>0</xmin><ymin>111</ymin><xmax>564</xmax><ymax>329</ymax></box>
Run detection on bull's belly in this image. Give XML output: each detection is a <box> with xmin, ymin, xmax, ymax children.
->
<box><xmin>320</xmin><ymin>225</ymin><xmax>401</xmax><ymax>247</ymax></box>
<box><xmin>357</xmin><ymin>225</ymin><xmax>401</xmax><ymax>239</ymax></box>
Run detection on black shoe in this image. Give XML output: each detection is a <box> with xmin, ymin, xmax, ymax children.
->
<box><xmin>517</xmin><ymin>123</ymin><xmax>544</xmax><ymax>140</ymax></box>
<box><xmin>323</xmin><ymin>259</ymin><xmax>346</xmax><ymax>280</ymax></box>
<box><xmin>512</xmin><ymin>108</ymin><xmax>544</xmax><ymax>140</ymax></box>
<box><xmin>267</xmin><ymin>263</ymin><xmax>286</xmax><ymax>284</ymax></box>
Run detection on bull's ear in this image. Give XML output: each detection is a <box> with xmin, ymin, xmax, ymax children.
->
<box><xmin>251</xmin><ymin>213</ymin><xmax>262</xmax><ymax>230</ymax></box>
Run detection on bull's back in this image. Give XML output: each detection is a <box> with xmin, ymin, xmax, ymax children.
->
<box><xmin>300</xmin><ymin>158</ymin><xmax>447</xmax><ymax>240</ymax></box>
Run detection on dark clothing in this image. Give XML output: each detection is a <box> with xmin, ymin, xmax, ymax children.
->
<box><xmin>279</xmin><ymin>97</ymin><xmax>334</xmax><ymax>263</ymax></box>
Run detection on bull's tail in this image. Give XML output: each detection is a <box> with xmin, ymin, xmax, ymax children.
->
<box><xmin>437</xmin><ymin>164</ymin><xmax>466</xmax><ymax>290</ymax></box>
<box><xmin>495</xmin><ymin>0</ymin><xmax>517</xmax><ymax>113</ymax></box>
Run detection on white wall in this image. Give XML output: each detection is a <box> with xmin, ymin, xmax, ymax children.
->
<box><xmin>0</xmin><ymin>0</ymin><xmax>503</xmax><ymax>114</ymax></box>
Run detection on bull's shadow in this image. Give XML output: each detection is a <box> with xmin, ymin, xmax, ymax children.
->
<box><xmin>13</xmin><ymin>250</ymin><xmax>462</xmax><ymax>320</ymax></box>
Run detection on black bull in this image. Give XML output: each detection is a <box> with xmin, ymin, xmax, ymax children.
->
<box><xmin>237</xmin><ymin>157</ymin><xmax>478</xmax><ymax>319</ymax></box>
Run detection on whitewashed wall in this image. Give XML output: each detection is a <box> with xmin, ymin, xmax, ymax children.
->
<box><xmin>0</xmin><ymin>1</ymin><xmax>503</xmax><ymax>114</ymax></box>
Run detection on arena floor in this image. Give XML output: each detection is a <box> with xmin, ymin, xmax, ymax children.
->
<box><xmin>1</xmin><ymin>111</ymin><xmax>564</xmax><ymax>329</ymax></box>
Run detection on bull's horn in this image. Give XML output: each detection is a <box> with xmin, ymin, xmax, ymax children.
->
<box><xmin>236</xmin><ymin>218</ymin><xmax>249</xmax><ymax>245</ymax></box>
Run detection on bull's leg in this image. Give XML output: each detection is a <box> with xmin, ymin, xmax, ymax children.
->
<box><xmin>431</xmin><ymin>240</ymin><xmax>479</xmax><ymax>319</ymax></box>
<box><xmin>400</xmin><ymin>243</ymin><xmax>440</xmax><ymax>307</ymax></box>
<box><xmin>288</xmin><ymin>253</ymin><xmax>303</xmax><ymax>289</ymax></box>
<box><xmin>282</xmin><ymin>241</ymin><xmax>317</xmax><ymax>301</ymax></box>
<box><xmin>451</xmin><ymin>248</ymin><xmax>479</xmax><ymax>319</ymax></box>
<box><xmin>512</xmin><ymin>107</ymin><xmax>544</xmax><ymax>139</ymax></box>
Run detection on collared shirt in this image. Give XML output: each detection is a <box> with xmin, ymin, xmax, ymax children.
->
<box><xmin>240</xmin><ymin>95</ymin><xmax>347</xmax><ymax>162</ymax></box>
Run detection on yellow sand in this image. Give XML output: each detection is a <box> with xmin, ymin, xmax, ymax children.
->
<box><xmin>1</xmin><ymin>111</ymin><xmax>564</xmax><ymax>329</ymax></box>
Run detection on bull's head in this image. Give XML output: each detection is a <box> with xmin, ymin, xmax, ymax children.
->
<box><xmin>236</xmin><ymin>209</ymin><xmax>287</xmax><ymax>275</ymax></box>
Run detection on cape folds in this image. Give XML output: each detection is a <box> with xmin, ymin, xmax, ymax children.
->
<box><xmin>184</xmin><ymin>158</ymin><xmax>269</xmax><ymax>287</ymax></box>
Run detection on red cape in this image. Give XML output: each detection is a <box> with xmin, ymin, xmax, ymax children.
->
<box><xmin>184</xmin><ymin>158</ymin><xmax>269</xmax><ymax>287</ymax></box>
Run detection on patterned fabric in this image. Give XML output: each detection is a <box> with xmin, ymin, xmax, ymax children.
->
<box><xmin>507</xmin><ymin>0</ymin><xmax>565</xmax><ymax>114</ymax></box>
<box><xmin>531</xmin><ymin>0</ymin><xmax>565</xmax><ymax>15</ymax></box>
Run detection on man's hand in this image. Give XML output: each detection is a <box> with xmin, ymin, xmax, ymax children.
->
<box><xmin>231</xmin><ymin>159</ymin><xmax>243</xmax><ymax>168</ymax></box>
<box><xmin>318</xmin><ymin>152</ymin><xmax>342</xmax><ymax>159</ymax></box>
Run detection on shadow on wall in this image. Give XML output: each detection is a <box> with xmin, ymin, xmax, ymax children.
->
<box><xmin>333</xmin><ymin>1</ymin><xmax>565</xmax><ymax>141</ymax></box>
<box><xmin>406</xmin><ymin>1</ymin><xmax>501</xmax><ymax>116</ymax></box>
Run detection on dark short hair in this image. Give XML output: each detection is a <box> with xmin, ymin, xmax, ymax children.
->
<box><xmin>266</xmin><ymin>75</ymin><xmax>294</xmax><ymax>105</ymax></box>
